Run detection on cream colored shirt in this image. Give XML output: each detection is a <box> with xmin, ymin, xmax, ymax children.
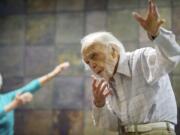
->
<box><xmin>92</xmin><ymin>28</ymin><xmax>180</xmax><ymax>131</ymax></box>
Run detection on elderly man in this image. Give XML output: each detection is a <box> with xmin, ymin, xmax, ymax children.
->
<box><xmin>81</xmin><ymin>0</ymin><xmax>180</xmax><ymax>135</ymax></box>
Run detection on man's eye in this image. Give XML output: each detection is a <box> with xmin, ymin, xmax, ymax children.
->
<box><xmin>85</xmin><ymin>61</ymin><xmax>89</xmax><ymax>64</ymax></box>
<box><xmin>90</xmin><ymin>53</ymin><xmax>96</xmax><ymax>59</ymax></box>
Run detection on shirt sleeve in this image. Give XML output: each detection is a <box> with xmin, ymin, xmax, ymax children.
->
<box><xmin>6</xmin><ymin>79</ymin><xmax>42</xmax><ymax>101</ymax></box>
<box><xmin>140</xmin><ymin>27</ymin><xmax>180</xmax><ymax>84</ymax></box>
<box><xmin>92</xmin><ymin>101</ymin><xmax>119</xmax><ymax>131</ymax></box>
<box><xmin>0</xmin><ymin>107</ymin><xmax>6</xmax><ymax>119</ymax></box>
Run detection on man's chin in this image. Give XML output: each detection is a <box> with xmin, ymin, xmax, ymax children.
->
<box><xmin>99</xmin><ymin>73</ymin><xmax>112</xmax><ymax>81</ymax></box>
<box><xmin>93</xmin><ymin>70</ymin><xmax>113</xmax><ymax>80</ymax></box>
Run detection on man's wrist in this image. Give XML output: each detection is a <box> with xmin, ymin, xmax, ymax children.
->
<box><xmin>93</xmin><ymin>100</ymin><xmax>105</xmax><ymax>108</ymax></box>
<box><xmin>148</xmin><ymin>31</ymin><xmax>159</xmax><ymax>41</ymax></box>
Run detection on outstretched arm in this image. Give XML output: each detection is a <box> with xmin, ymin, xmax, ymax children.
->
<box><xmin>1</xmin><ymin>62</ymin><xmax>70</xmax><ymax>115</ymax></box>
<box><xmin>132</xmin><ymin>0</ymin><xmax>180</xmax><ymax>84</ymax></box>
<box><xmin>38</xmin><ymin>62</ymin><xmax>70</xmax><ymax>86</ymax></box>
<box><xmin>4</xmin><ymin>62</ymin><xmax>70</xmax><ymax>102</ymax></box>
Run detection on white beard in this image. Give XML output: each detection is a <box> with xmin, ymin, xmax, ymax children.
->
<box><xmin>96</xmin><ymin>60</ymin><xmax>117</xmax><ymax>81</ymax></box>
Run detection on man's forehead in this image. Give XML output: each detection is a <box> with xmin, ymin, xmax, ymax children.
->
<box><xmin>84</xmin><ymin>43</ymin><xmax>106</xmax><ymax>53</ymax></box>
<box><xmin>83</xmin><ymin>46</ymin><xmax>107</xmax><ymax>61</ymax></box>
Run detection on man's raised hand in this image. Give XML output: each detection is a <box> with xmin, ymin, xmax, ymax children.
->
<box><xmin>132</xmin><ymin>0</ymin><xmax>165</xmax><ymax>37</ymax></box>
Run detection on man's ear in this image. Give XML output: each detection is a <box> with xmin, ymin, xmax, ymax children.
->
<box><xmin>109</xmin><ymin>43</ymin><xmax>119</xmax><ymax>59</ymax></box>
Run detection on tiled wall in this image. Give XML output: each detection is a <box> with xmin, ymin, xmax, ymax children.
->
<box><xmin>0</xmin><ymin>0</ymin><xmax>179</xmax><ymax>135</ymax></box>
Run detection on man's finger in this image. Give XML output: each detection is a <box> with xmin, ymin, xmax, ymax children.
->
<box><xmin>97</xmin><ymin>79</ymin><xmax>104</xmax><ymax>90</ymax></box>
<box><xmin>148</xmin><ymin>0</ymin><xmax>153</xmax><ymax>14</ymax></box>
<box><xmin>91</xmin><ymin>75</ymin><xmax>98</xmax><ymax>96</ymax></box>
<box><xmin>95</xmin><ymin>80</ymin><xmax>105</xmax><ymax>98</ymax></box>
<box><xmin>101</xmin><ymin>83</ymin><xmax>107</xmax><ymax>92</ymax></box>
<box><xmin>153</xmin><ymin>4</ymin><xmax>160</xmax><ymax>19</ymax></box>
<box><xmin>132</xmin><ymin>12</ymin><xmax>146</xmax><ymax>28</ymax></box>
<box><xmin>103</xmin><ymin>91</ymin><xmax>112</xmax><ymax>98</ymax></box>
<box><xmin>157</xmin><ymin>19</ymin><xmax>165</xmax><ymax>28</ymax></box>
<box><xmin>91</xmin><ymin>75</ymin><xmax>97</xmax><ymax>88</ymax></box>
<box><xmin>99</xmin><ymin>83</ymin><xmax>107</xmax><ymax>96</ymax></box>
<box><xmin>151</xmin><ymin>0</ymin><xmax>159</xmax><ymax>17</ymax></box>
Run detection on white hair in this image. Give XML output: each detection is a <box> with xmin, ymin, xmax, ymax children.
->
<box><xmin>81</xmin><ymin>32</ymin><xmax>126</xmax><ymax>69</ymax></box>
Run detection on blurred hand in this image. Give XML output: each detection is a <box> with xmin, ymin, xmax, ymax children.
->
<box><xmin>4</xmin><ymin>92</ymin><xmax>33</xmax><ymax>112</ymax></box>
<box><xmin>51</xmin><ymin>62</ymin><xmax>70</xmax><ymax>76</ymax></box>
<box><xmin>38</xmin><ymin>62</ymin><xmax>70</xmax><ymax>86</ymax></box>
<box><xmin>132</xmin><ymin>0</ymin><xmax>165</xmax><ymax>37</ymax></box>
<box><xmin>91</xmin><ymin>75</ymin><xmax>112</xmax><ymax>108</ymax></box>
<box><xmin>14</xmin><ymin>92</ymin><xmax>33</xmax><ymax>107</ymax></box>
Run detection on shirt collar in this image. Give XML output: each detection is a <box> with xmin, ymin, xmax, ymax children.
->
<box><xmin>116</xmin><ymin>53</ymin><xmax>131</xmax><ymax>77</ymax></box>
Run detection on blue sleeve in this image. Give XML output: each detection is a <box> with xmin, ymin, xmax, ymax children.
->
<box><xmin>6</xmin><ymin>79</ymin><xmax>41</xmax><ymax>101</ymax></box>
<box><xmin>0</xmin><ymin>108</ymin><xmax>6</xmax><ymax>119</ymax></box>
<box><xmin>0</xmin><ymin>93</ymin><xmax>12</xmax><ymax>118</ymax></box>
